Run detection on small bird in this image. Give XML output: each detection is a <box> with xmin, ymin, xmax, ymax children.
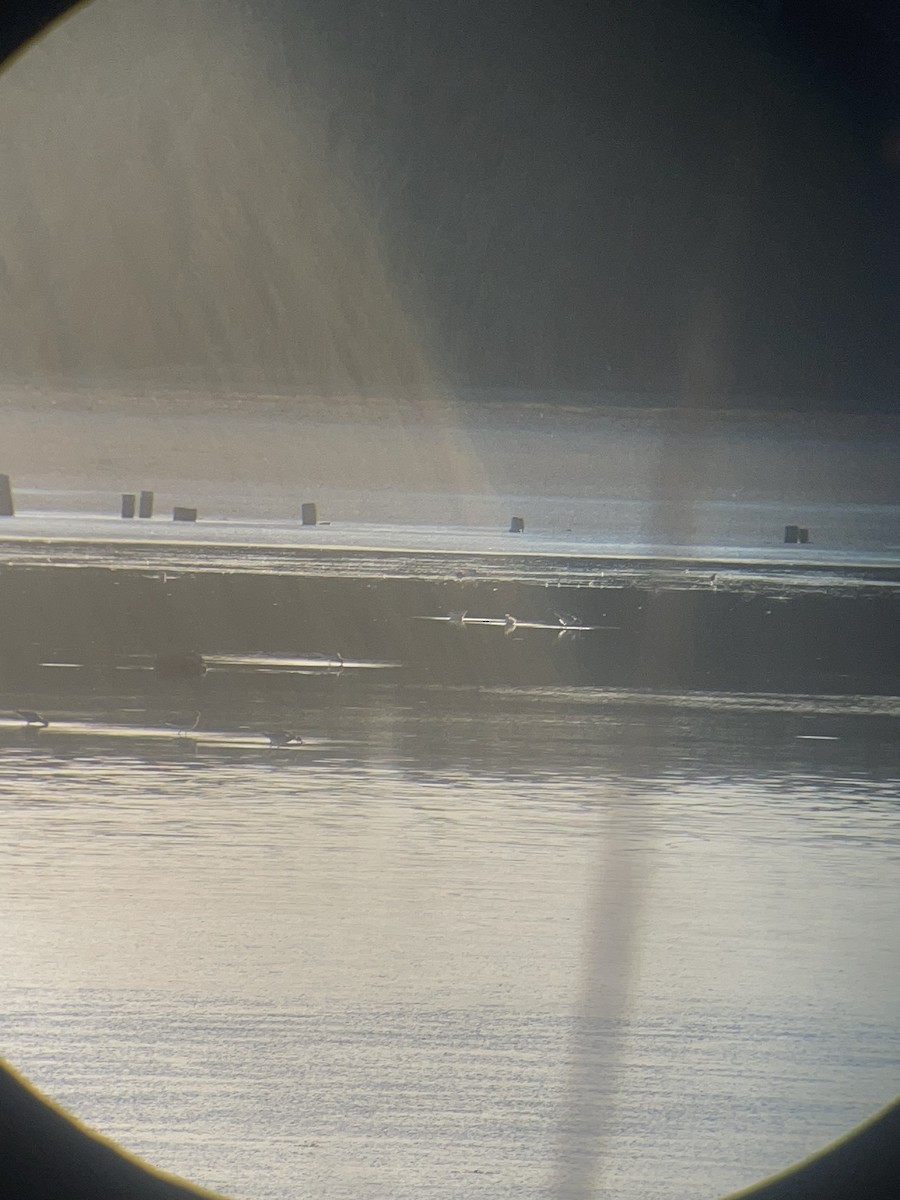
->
<box><xmin>164</xmin><ymin>712</ymin><xmax>201</xmax><ymax>736</ymax></box>
<box><xmin>16</xmin><ymin>710</ymin><xmax>48</xmax><ymax>728</ymax></box>
<box><xmin>266</xmin><ymin>730</ymin><xmax>303</xmax><ymax>747</ymax></box>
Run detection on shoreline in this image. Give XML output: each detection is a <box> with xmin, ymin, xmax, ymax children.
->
<box><xmin>1</xmin><ymin>512</ymin><xmax>898</xmax><ymax>590</ymax></box>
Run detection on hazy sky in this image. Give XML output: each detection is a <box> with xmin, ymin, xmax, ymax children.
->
<box><xmin>1</xmin><ymin>0</ymin><xmax>899</xmax><ymax>409</ymax></box>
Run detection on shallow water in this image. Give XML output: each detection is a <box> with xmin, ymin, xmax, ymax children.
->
<box><xmin>2</xmin><ymin>683</ymin><xmax>898</xmax><ymax>1199</ymax></box>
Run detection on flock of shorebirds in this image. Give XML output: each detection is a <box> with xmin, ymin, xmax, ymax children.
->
<box><xmin>8</xmin><ymin>609</ymin><xmax>603</xmax><ymax>746</ymax></box>
<box><xmin>414</xmin><ymin>610</ymin><xmax>617</xmax><ymax>639</ymax></box>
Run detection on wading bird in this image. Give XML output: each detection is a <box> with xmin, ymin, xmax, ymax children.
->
<box><xmin>16</xmin><ymin>709</ymin><xmax>49</xmax><ymax>728</ymax></box>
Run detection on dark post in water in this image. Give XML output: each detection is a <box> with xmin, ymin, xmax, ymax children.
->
<box><xmin>0</xmin><ymin>473</ymin><xmax>13</xmax><ymax>516</ymax></box>
<box><xmin>173</xmin><ymin>506</ymin><xmax>198</xmax><ymax>522</ymax></box>
<box><xmin>139</xmin><ymin>490</ymin><xmax>154</xmax><ymax>519</ymax></box>
<box><xmin>121</xmin><ymin>493</ymin><xmax>136</xmax><ymax>519</ymax></box>
<box><xmin>509</xmin><ymin>515</ymin><xmax>525</xmax><ymax>533</ymax></box>
<box><xmin>784</xmin><ymin>524</ymin><xmax>799</xmax><ymax>544</ymax></box>
<box><xmin>301</xmin><ymin>502</ymin><xmax>318</xmax><ymax>526</ymax></box>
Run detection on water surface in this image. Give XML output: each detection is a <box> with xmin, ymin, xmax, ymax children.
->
<box><xmin>2</xmin><ymin>684</ymin><xmax>898</xmax><ymax>1199</ymax></box>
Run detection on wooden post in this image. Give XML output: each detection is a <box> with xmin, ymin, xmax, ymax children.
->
<box><xmin>509</xmin><ymin>515</ymin><xmax>525</xmax><ymax>533</ymax></box>
<box><xmin>301</xmin><ymin>502</ymin><xmax>318</xmax><ymax>526</ymax></box>
<box><xmin>121</xmin><ymin>493</ymin><xmax>136</xmax><ymax>518</ymax></box>
<box><xmin>0</xmin><ymin>473</ymin><xmax>13</xmax><ymax>516</ymax></box>
<box><xmin>173</xmin><ymin>506</ymin><xmax>198</xmax><ymax>522</ymax></box>
<box><xmin>784</xmin><ymin>524</ymin><xmax>799</xmax><ymax>544</ymax></box>
<box><xmin>139</xmin><ymin>490</ymin><xmax>154</xmax><ymax>518</ymax></box>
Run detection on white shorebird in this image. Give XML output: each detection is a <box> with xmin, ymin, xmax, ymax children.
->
<box><xmin>164</xmin><ymin>712</ymin><xmax>202</xmax><ymax>737</ymax></box>
<box><xmin>415</xmin><ymin>611</ymin><xmax>619</xmax><ymax>640</ymax></box>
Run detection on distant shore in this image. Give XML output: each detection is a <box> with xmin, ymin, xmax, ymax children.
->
<box><xmin>4</xmin><ymin>379</ymin><xmax>900</xmax><ymax>423</ymax></box>
<box><xmin>2</xmin><ymin>384</ymin><xmax>899</xmax><ymax>512</ymax></box>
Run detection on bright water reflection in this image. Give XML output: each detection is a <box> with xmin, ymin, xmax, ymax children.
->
<box><xmin>1</xmin><ymin>685</ymin><xmax>899</xmax><ymax>1199</ymax></box>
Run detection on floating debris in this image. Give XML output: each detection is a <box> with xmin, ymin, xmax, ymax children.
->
<box><xmin>155</xmin><ymin>652</ymin><xmax>207</xmax><ymax>679</ymax></box>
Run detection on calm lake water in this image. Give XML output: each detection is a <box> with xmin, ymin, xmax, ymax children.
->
<box><xmin>3</xmin><ymin>13</ymin><xmax>900</xmax><ymax>1186</ymax></box>
<box><xmin>1</xmin><ymin>395</ymin><xmax>898</xmax><ymax>1197</ymax></box>
<box><xmin>2</xmin><ymin>682</ymin><xmax>898</xmax><ymax>1200</ymax></box>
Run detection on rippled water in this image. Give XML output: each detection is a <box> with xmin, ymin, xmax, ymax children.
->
<box><xmin>2</xmin><ymin>684</ymin><xmax>898</xmax><ymax>1199</ymax></box>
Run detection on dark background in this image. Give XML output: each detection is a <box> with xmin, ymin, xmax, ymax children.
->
<box><xmin>2</xmin><ymin>0</ymin><xmax>900</xmax><ymax>412</ymax></box>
